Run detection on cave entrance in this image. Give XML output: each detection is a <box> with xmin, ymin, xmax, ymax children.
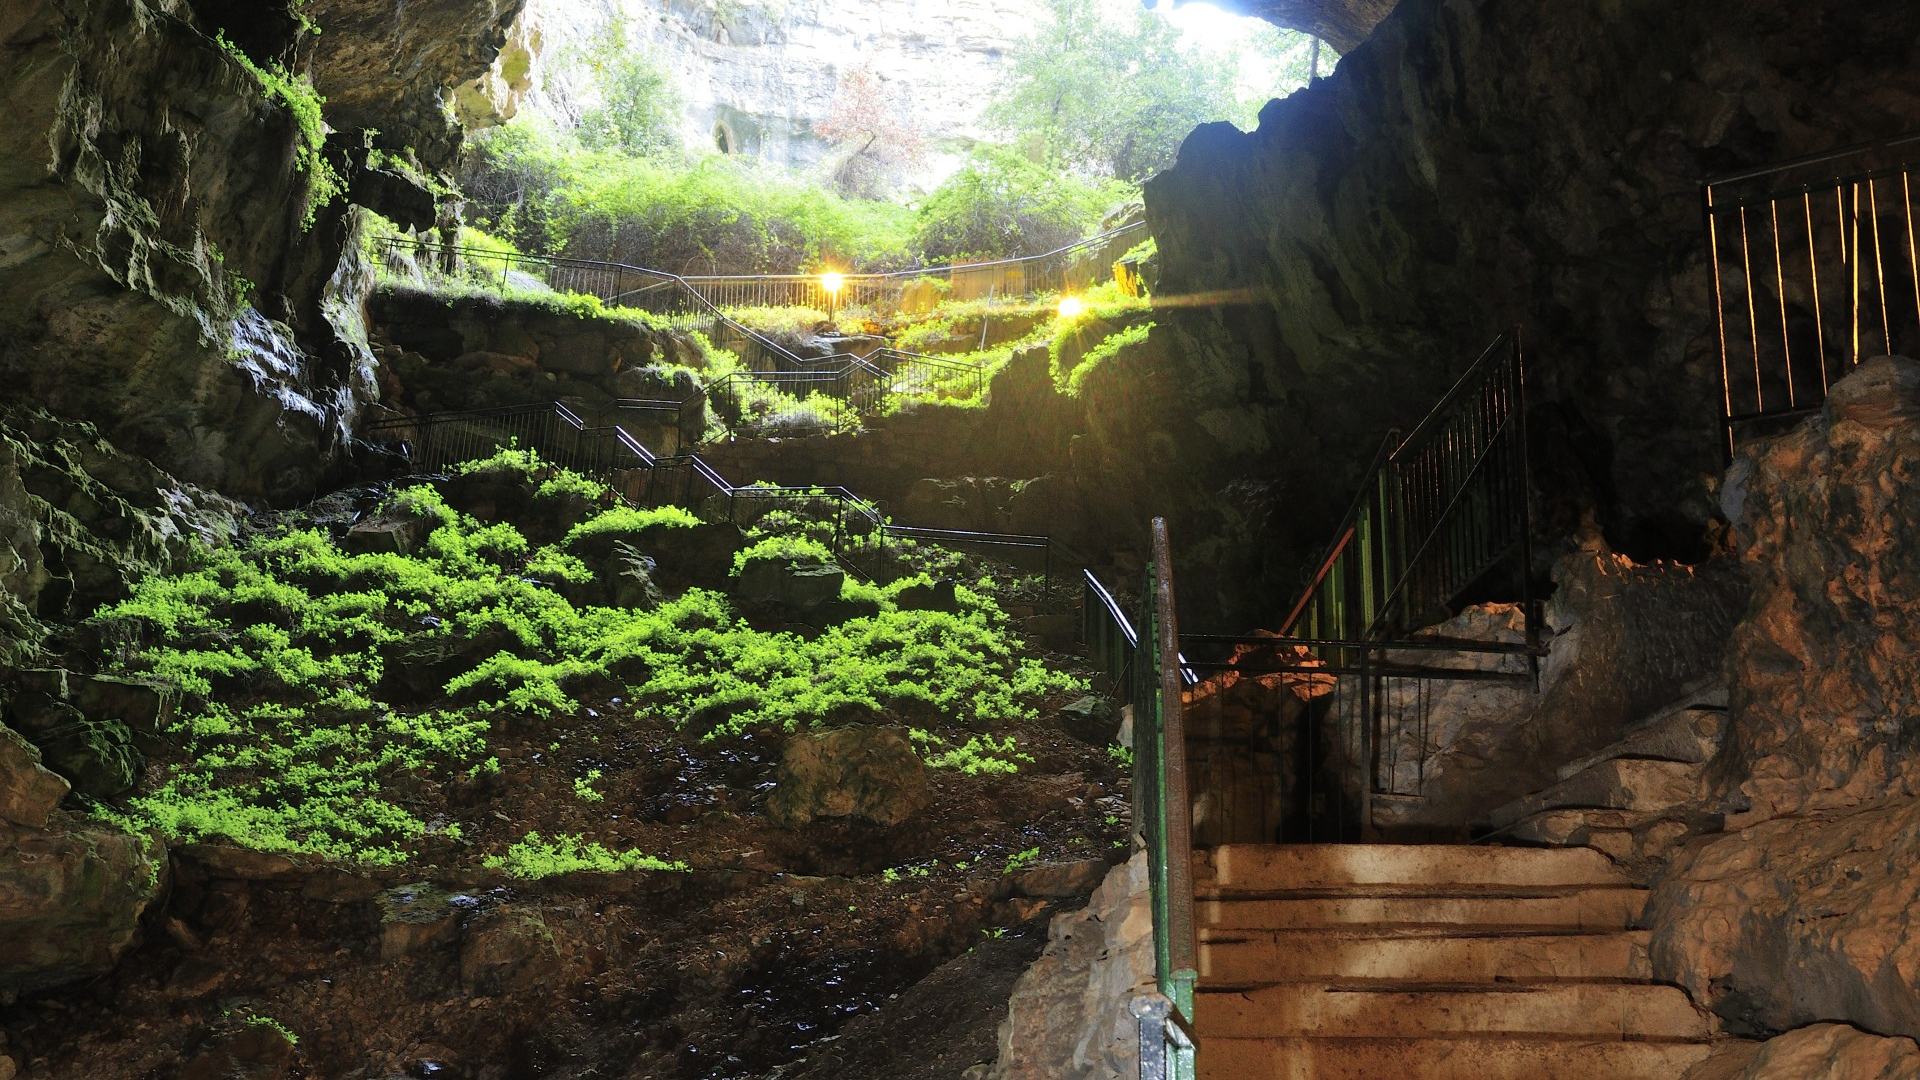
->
<box><xmin>712</xmin><ymin>122</ymin><xmax>736</xmax><ymax>155</ymax></box>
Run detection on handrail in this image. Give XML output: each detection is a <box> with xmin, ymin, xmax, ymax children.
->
<box><xmin>1130</xmin><ymin>517</ymin><xmax>1197</xmax><ymax>1080</ymax></box>
<box><xmin>360</xmin><ymin>399</ymin><xmax>1078</xmax><ymax>592</ymax></box>
<box><xmin>1279</xmin><ymin>331</ymin><xmax>1534</xmax><ymax>648</ymax></box>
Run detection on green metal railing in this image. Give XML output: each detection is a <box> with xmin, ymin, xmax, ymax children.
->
<box><xmin>1083</xmin><ymin>522</ymin><xmax>1197</xmax><ymax>1080</ymax></box>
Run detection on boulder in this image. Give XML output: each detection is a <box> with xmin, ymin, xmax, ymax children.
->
<box><xmin>378</xmin><ymin>882</ymin><xmax>474</xmax><ymax>960</ymax></box>
<box><xmin>1648</xmin><ymin>798</ymin><xmax>1920</xmax><ymax>1039</ymax></box>
<box><xmin>766</xmin><ymin>728</ymin><xmax>929</xmax><ymax>828</ymax></box>
<box><xmin>1716</xmin><ymin>357</ymin><xmax>1920</xmax><ymax>825</ymax></box>
<box><xmin>896</xmin><ymin>578</ymin><xmax>961</xmax><ymax>614</ymax></box>
<box><xmin>737</xmin><ymin>559</ymin><xmax>845</xmax><ymax>613</ymax></box>
<box><xmin>0</xmin><ymin>821</ymin><xmax>166</xmax><ymax>992</ymax></box>
<box><xmin>0</xmin><ymin>725</ymin><xmax>69</xmax><ymax>828</ymax></box>
<box><xmin>990</xmin><ymin>852</ymin><xmax>1153</xmax><ymax>1080</ymax></box>
<box><xmin>178</xmin><ymin>1020</ymin><xmax>299</xmax><ymax>1080</ymax></box>
<box><xmin>460</xmin><ymin>908</ymin><xmax>562</xmax><ymax>995</ymax></box>
<box><xmin>1681</xmin><ymin>1025</ymin><xmax>1920</xmax><ymax>1080</ymax></box>
<box><xmin>1056</xmin><ymin>696</ymin><xmax>1117</xmax><ymax>746</ymax></box>
<box><xmin>1011</xmin><ymin>858</ymin><xmax>1110</xmax><ymax>900</ymax></box>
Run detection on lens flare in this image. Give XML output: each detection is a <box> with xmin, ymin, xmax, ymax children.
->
<box><xmin>1057</xmin><ymin>295</ymin><xmax>1086</xmax><ymax>320</ymax></box>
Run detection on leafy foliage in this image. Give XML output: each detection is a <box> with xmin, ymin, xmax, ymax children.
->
<box><xmin>912</xmin><ymin>147</ymin><xmax>1129</xmax><ymax>262</ymax></box>
<box><xmin>814</xmin><ymin>64</ymin><xmax>926</xmax><ymax>198</ymax></box>
<box><xmin>215</xmin><ymin>34</ymin><xmax>343</xmax><ymax>229</ymax></box>
<box><xmin>88</xmin><ymin>454</ymin><xmax>1083</xmax><ymax>866</ymax></box>
<box><xmin>485</xmin><ymin>832</ymin><xmax>687</xmax><ymax>878</ymax></box>
<box><xmin>988</xmin><ymin>0</ymin><xmax>1305</xmax><ymax>181</ymax></box>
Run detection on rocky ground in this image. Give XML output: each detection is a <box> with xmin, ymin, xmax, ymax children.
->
<box><xmin>0</xmin><ymin>452</ymin><xmax>1130</xmax><ymax>1079</ymax></box>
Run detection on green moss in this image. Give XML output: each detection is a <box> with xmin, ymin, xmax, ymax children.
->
<box><xmin>565</xmin><ymin>505</ymin><xmax>700</xmax><ymax>544</ymax></box>
<box><xmin>483</xmin><ymin>832</ymin><xmax>687</xmax><ymax>878</ymax></box>
<box><xmin>215</xmin><ymin>34</ymin><xmax>342</xmax><ymax>230</ymax></box>
<box><xmin>730</xmin><ymin>535</ymin><xmax>838</xmax><ymax>575</ymax></box>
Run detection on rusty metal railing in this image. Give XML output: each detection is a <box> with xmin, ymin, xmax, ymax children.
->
<box><xmin>1705</xmin><ymin>133</ymin><xmax>1920</xmax><ymax>454</ymax></box>
<box><xmin>1282</xmin><ymin>332</ymin><xmax>1535</xmax><ymax>651</ymax></box>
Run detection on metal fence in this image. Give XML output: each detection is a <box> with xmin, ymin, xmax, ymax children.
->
<box><xmin>1281</xmin><ymin>332</ymin><xmax>1534</xmax><ymax>651</ymax></box>
<box><xmin>360</xmin><ymin>399</ymin><xmax>1072</xmax><ymax>591</ymax></box>
<box><xmin>1177</xmin><ymin>632</ymin><xmax>1535</xmax><ymax>841</ymax></box>
<box><xmin>1083</xmin><ymin>524</ymin><xmax>1198</xmax><ymax>1080</ymax></box>
<box><xmin>377</xmin><ymin>222</ymin><xmax>1144</xmax><ymax>325</ymax></box>
<box><xmin>701</xmin><ymin>349</ymin><xmax>987</xmax><ymax>434</ymax></box>
<box><xmin>1704</xmin><ymin>132</ymin><xmax>1920</xmax><ymax>453</ymax></box>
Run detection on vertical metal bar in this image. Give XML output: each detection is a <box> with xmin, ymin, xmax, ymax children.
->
<box><xmin>1851</xmin><ymin>182</ymin><xmax>1862</xmax><ymax>364</ymax></box>
<box><xmin>1739</xmin><ymin>205</ymin><xmax>1763</xmax><ymax>412</ymax></box>
<box><xmin>1771</xmin><ymin>199</ymin><xmax>1795</xmax><ymax>407</ymax></box>
<box><xmin>1805</xmin><ymin>192</ymin><xmax>1830</xmax><ymax>393</ymax></box>
<box><xmin>1871</xmin><ymin>177</ymin><xmax>1893</xmax><ymax>356</ymax></box>
<box><xmin>1149</xmin><ymin>518</ymin><xmax>1196</xmax><ymax>1032</ymax></box>
<box><xmin>1908</xmin><ymin>170</ymin><xmax>1920</xmax><ymax>345</ymax></box>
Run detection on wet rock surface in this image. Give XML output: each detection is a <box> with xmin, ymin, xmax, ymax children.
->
<box><xmin>767</xmin><ymin>727</ymin><xmax>931</xmax><ymax>828</ymax></box>
<box><xmin>1715</xmin><ymin>356</ymin><xmax>1920</xmax><ymax>825</ymax></box>
<box><xmin>1681</xmin><ymin>1024</ymin><xmax>1920</xmax><ymax>1080</ymax></box>
<box><xmin>1141</xmin><ymin>0</ymin><xmax>1920</xmax><ymax>622</ymax></box>
<box><xmin>0</xmin><ymin>817</ymin><xmax>166</xmax><ymax>994</ymax></box>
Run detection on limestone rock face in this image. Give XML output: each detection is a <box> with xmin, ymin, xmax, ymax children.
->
<box><xmin>0</xmin><ymin>726</ymin><xmax>70</xmax><ymax>830</ymax></box>
<box><xmin>1140</xmin><ymin>0</ymin><xmax>1920</xmax><ymax>622</ymax></box>
<box><xmin>459</xmin><ymin>0</ymin><xmax>1032</xmax><ymax>191</ymax></box>
<box><xmin>990</xmin><ymin>852</ymin><xmax>1152</xmax><ymax>1080</ymax></box>
<box><xmin>1648</xmin><ymin>799</ymin><xmax>1920</xmax><ymax>1039</ymax></box>
<box><xmin>0</xmin><ymin>0</ymin><xmax>374</xmax><ymax>498</ymax></box>
<box><xmin>0</xmin><ymin>820</ymin><xmax>166</xmax><ymax>993</ymax></box>
<box><xmin>305</xmin><ymin>0</ymin><xmax>529</xmax><ymax>168</ymax></box>
<box><xmin>1182</xmin><ymin>0</ymin><xmax>1395</xmax><ymax>52</ymax></box>
<box><xmin>1681</xmin><ymin>1025</ymin><xmax>1920</xmax><ymax>1080</ymax></box>
<box><xmin>1714</xmin><ymin>357</ymin><xmax>1920</xmax><ymax>825</ymax></box>
<box><xmin>766</xmin><ymin>727</ymin><xmax>929</xmax><ymax>828</ymax></box>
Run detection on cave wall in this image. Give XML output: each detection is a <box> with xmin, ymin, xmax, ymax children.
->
<box><xmin>1127</xmin><ymin>0</ymin><xmax>1920</xmax><ymax>625</ymax></box>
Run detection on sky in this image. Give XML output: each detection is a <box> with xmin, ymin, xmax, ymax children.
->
<box><xmin>1148</xmin><ymin>0</ymin><xmax>1316</xmax><ymax>104</ymax></box>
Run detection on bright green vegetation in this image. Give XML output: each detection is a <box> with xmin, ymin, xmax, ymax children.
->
<box><xmin>484</xmin><ymin>832</ymin><xmax>688</xmax><ymax>878</ymax></box>
<box><xmin>732</xmin><ymin>535</ymin><xmax>839</xmax><ymax>575</ymax></box>
<box><xmin>913</xmin><ymin>147</ymin><xmax>1132</xmax><ymax>262</ymax></box>
<box><xmin>991</xmin><ymin>0</ymin><xmax>1328</xmax><ymax>181</ymax></box>
<box><xmin>463</xmin><ymin>123</ymin><xmax>918</xmax><ymax>274</ymax></box>
<box><xmin>1057</xmin><ymin>319</ymin><xmax>1154</xmax><ymax>395</ymax></box>
<box><xmin>215</xmin><ymin>34</ymin><xmax>343</xmax><ymax>230</ymax></box>
<box><xmin>1002</xmin><ymin>845</ymin><xmax>1041</xmax><ymax>873</ymax></box>
<box><xmin>88</xmin><ymin>452</ymin><xmax>1082</xmax><ymax>867</ymax></box>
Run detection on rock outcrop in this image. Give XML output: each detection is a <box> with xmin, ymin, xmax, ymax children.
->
<box><xmin>458</xmin><ymin>0</ymin><xmax>1033</xmax><ymax>190</ymax></box>
<box><xmin>1714</xmin><ymin>356</ymin><xmax>1920</xmax><ymax>826</ymax></box>
<box><xmin>1138</xmin><ymin>0</ymin><xmax>1920</xmax><ymax>622</ymax></box>
<box><xmin>1179</xmin><ymin>0</ymin><xmax>1393</xmax><ymax>52</ymax></box>
<box><xmin>1681</xmin><ymin>1024</ymin><xmax>1920</xmax><ymax>1080</ymax></box>
<box><xmin>989</xmin><ymin>852</ymin><xmax>1152</xmax><ymax>1080</ymax></box>
<box><xmin>0</xmin><ymin>816</ymin><xmax>166</xmax><ymax>993</ymax></box>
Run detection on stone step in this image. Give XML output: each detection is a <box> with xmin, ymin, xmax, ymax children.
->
<box><xmin>1197</xmin><ymin>844</ymin><xmax>1632</xmax><ymax>895</ymax></box>
<box><xmin>1486</xmin><ymin>759</ymin><xmax>1703</xmax><ymax>832</ymax></box>
<box><xmin>1554</xmin><ymin>705</ymin><xmax>1726</xmax><ymax>782</ymax></box>
<box><xmin>1194</xmin><ymin>982</ymin><xmax>1714</xmax><ymax>1040</ymax></box>
<box><xmin>1196</xmin><ymin>887</ymin><xmax>1646</xmax><ymax>931</ymax></box>
<box><xmin>1196</xmin><ymin>1035</ymin><xmax>1720</xmax><ymax>1080</ymax></box>
<box><xmin>1197</xmin><ymin>928</ymin><xmax>1652</xmax><ymax>984</ymax></box>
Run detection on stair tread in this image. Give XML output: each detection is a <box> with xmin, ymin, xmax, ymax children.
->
<box><xmin>1199</xmin><ymin>844</ymin><xmax>1633</xmax><ymax>891</ymax></box>
<box><xmin>1194</xmin><ymin>981</ymin><xmax>1713</xmax><ymax>1040</ymax></box>
<box><xmin>1197</xmin><ymin>1034</ymin><xmax>1725</xmax><ymax>1080</ymax></box>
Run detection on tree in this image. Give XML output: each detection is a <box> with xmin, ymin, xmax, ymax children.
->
<box><xmin>814</xmin><ymin>64</ymin><xmax>926</xmax><ymax>198</ymax></box>
<box><xmin>573</xmin><ymin>23</ymin><xmax>681</xmax><ymax>158</ymax></box>
<box><xmin>986</xmin><ymin>0</ymin><xmax>1242</xmax><ymax>182</ymax></box>
<box><xmin>912</xmin><ymin>146</ymin><xmax>1127</xmax><ymax>261</ymax></box>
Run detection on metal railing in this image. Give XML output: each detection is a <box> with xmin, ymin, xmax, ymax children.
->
<box><xmin>1704</xmin><ymin>132</ymin><xmax>1920</xmax><ymax>454</ymax></box>
<box><xmin>360</xmin><ymin>399</ymin><xmax>1068</xmax><ymax>590</ymax></box>
<box><xmin>377</xmin><ymin>222</ymin><xmax>1144</xmax><ymax>326</ymax></box>
<box><xmin>702</xmin><ymin>348</ymin><xmax>987</xmax><ymax>434</ymax></box>
<box><xmin>1177</xmin><ymin>632</ymin><xmax>1535</xmax><ymax>840</ymax></box>
<box><xmin>1083</xmin><ymin>522</ymin><xmax>1197</xmax><ymax>1080</ymax></box>
<box><xmin>674</xmin><ymin>221</ymin><xmax>1147</xmax><ymax>314</ymax></box>
<box><xmin>1282</xmin><ymin>332</ymin><xmax>1534</xmax><ymax>652</ymax></box>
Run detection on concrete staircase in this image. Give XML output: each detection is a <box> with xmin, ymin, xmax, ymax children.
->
<box><xmin>1192</xmin><ymin>844</ymin><xmax>1726</xmax><ymax>1079</ymax></box>
<box><xmin>1485</xmin><ymin>684</ymin><xmax>1728</xmax><ymax>864</ymax></box>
